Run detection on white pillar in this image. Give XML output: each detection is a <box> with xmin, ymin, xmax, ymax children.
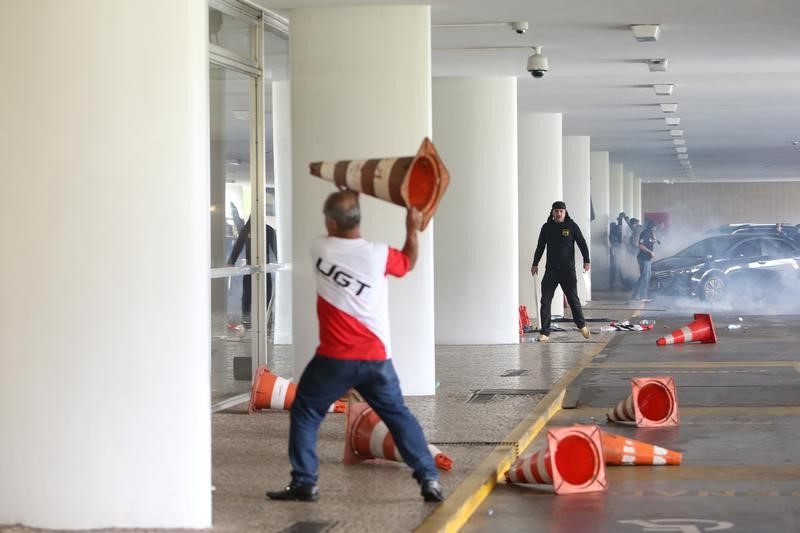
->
<box><xmin>273</xmin><ymin>81</ymin><xmax>292</xmax><ymax>345</ymax></box>
<box><xmin>590</xmin><ymin>151</ymin><xmax>611</xmax><ymax>290</ymax></box>
<box><xmin>633</xmin><ymin>177</ymin><xmax>642</xmax><ymax>220</ymax></box>
<box><xmin>563</xmin><ymin>135</ymin><xmax>592</xmax><ymax>302</ymax></box>
<box><xmin>290</xmin><ymin>6</ymin><xmax>435</xmax><ymax>394</ymax></box>
<box><xmin>519</xmin><ymin>113</ymin><xmax>563</xmax><ymax>320</ymax></box>
<box><xmin>609</xmin><ymin>162</ymin><xmax>625</xmax><ymax>221</ymax></box>
<box><xmin>433</xmin><ymin>78</ymin><xmax>518</xmax><ymax>344</ymax></box>
<box><xmin>0</xmin><ymin>1</ymin><xmax>210</xmax><ymax>529</ymax></box>
<box><xmin>623</xmin><ymin>171</ymin><xmax>634</xmax><ymax>216</ymax></box>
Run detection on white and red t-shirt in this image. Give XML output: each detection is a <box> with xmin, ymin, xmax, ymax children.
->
<box><xmin>311</xmin><ymin>236</ymin><xmax>410</xmax><ymax>360</ymax></box>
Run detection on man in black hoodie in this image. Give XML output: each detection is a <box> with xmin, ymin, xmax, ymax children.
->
<box><xmin>531</xmin><ymin>201</ymin><xmax>591</xmax><ymax>342</ymax></box>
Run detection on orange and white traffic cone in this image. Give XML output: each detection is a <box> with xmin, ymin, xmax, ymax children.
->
<box><xmin>504</xmin><ymin>425</ymin><xmax>607</xmax><ymax>494</ymax></box>
<box><xmin>343</xmin><ymin>401</ymin><xmax>452</xmax><ymax>471</ymax></box>
<box><xmin>600</xmin><ymin>430</ymin><xmax>682</xmax><ymax>465</ymax></box>
<box><xmin>657</xmin><ymin>313</ymin><xmax>717</xmax><ymax>345</ymax></box>
<box><xmin>248</xmin><ymin>365</ymin><xmax>347</xmax><ymax>415</ymax></box>
<box><xmin>607</xmin><ymin>376</ymin><xmax>679</xmax><ymax>427</ymax></box>
<box><xmin>519</xmin><ymin>305</ymin><xmax>532</xmax><ymax>335</ymax></box>
<box><xmin>309</xmin><ymin>137</ymin><xmax>450</xmax><ymax>230</ymax></box>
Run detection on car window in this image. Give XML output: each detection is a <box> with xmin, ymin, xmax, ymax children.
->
<box><xmin>763</xmin><ymin>238</ymin><xmax>797</xmax><ymax>257</ymax></box>
<box><xmin>676</xmin><ymin>237</ymin><xmax>733</xmax><ymax>258</ymax></box>
<box><xmin>728</xmin><ymin>239</ymin><xmax>762</xmax><ymax>259</ymax></box>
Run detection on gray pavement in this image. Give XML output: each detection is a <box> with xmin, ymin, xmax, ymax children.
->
<box><xmin>463</xmin><ymin>309</ymin><xmax>800</xmax><ymax>533</ymax></box>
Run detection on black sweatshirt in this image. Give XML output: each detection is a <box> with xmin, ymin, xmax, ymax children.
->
<box><xmin>532</xmin><ymin>217</ymin><xmax>590</xmax><ymax>272</ymax></box>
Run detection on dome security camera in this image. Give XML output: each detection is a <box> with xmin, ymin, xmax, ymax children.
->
<box><xmin>511</xmin><ymin>21</ymin><xmax>528</xmax><ymax>35</ymax></box>
<box><xmin>527</xmin><ymin>46</ymin><xmax>548</xmax><ymax>78</ymax></box>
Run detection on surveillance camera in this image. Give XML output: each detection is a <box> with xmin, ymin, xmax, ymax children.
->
<box><xmin>511</xmin><ymin>21</ymin><xmax>528</xmax><ymax>35</ymax></box>
<box><xmin>527</xmin><ymin>46</ymin><xmax>548</xmax><ymax>78</ymax></box>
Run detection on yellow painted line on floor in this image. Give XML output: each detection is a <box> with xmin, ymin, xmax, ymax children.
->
<box><xmin>590</xmin><ymin>360</ymin><xmax>798</xmax><ymax>369</ymax></box>
<box><xmin>415</xmin><ymin>337</ymin><xmax>612</xmax><ymax>533</ymax></box>
<box><xmin>606</xmin><ymin>465</ymin><xmax>800</xmax><ymax>482</ymax></box>
<box><xmin>554</xmin><ymin>406</ymin><xmax>800</xmax><ymax>419</ymax></box>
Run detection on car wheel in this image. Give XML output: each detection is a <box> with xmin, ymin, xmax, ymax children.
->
<box><xmin>702</xmin><ymin>275</ymin><xmax>727</xmax><ymax>302</ymax></box>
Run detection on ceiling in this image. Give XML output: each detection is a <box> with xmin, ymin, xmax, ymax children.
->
<box><xmin>257</xmin><ymin>0</ymin><xmax>800</xmax><ymax>183</ymax></box>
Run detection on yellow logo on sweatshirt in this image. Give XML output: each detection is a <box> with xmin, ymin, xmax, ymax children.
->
<box><xmin>562</xmin><ymin>228</ymin><xmax>570</xmax><ymax>237</ymax></box>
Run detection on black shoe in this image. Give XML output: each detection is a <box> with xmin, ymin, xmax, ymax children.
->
<box><xmin>420</xmin><ymin>479</ymin><xmax>445</xmax><ymax>502</ymax></box>
<box><xmin>266</xmin><ymin>483</ymin><xmax>319</xmax><ymax>502</ymax></box>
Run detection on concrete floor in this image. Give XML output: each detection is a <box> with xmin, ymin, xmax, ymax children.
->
<box><xmin>463</xmin><ymin>308</ymin><xmax>800</xmax><ymax>533</ymax></box>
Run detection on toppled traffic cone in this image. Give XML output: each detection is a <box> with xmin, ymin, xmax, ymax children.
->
<box><xmin>601</xmin><ymin>430</ymin><xmax>682</xmax><ymax>465</ymax></box>
<box><xmin>657</xmin><ymin>313</ymin><xmax>717</xmax><ymax>345</ymax></box>
<box><xmin>607</xmin><ymin>376</ymin><xmax>679</xmax><ymax>427</ymax></box>
<box><xmin>248</xmin><ymin>365</ymin><xmax>346</xmax><ymax>415</ymax></box>
<box><xmin>309</xmin><ymin>137</ymin><xmax>450</xmax><ymax>230</ymax></box>
<box><xmin>505</xmin><ymin>425</ymin><xmax>607</xmax><ymax>494</ymax></box>
<box><xmin>343</xmin><ymin>401</ymin><xmax>452</xmax><ymax>471</ymax></box>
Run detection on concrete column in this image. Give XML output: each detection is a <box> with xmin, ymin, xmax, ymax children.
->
<box><xmin>0</xmin><ymin>1</ymin><xmax>210</xmax><ymax>528</ymax></box>
<box><xmin>623</xmin><ymin>171</ymin><xmax>634</xmax><ymax>216</ymax></box>
<box><xmin>272</xmin><ymin>81</ymin><xmax>292</xmax><ymax>345</ymax></box>
<box><xmin>519</xmin><ymin>113</ymin><xmax>563</xmax><ymax>321</ymax></box>
<box><xmin>433</xmin><ymin>78</ymin><xmax>518</xmax><ymax>344</ymax></box>
<box><xmin>290</xmin><ymin>6</ymin><xmax>435</xmax><ymax>394</ymax></box>
<box><xmin>609</xmin><ymin>162</ymin><xmax>624</xmax><ymax>221</ymax></box>
<box><xmin>590</xmin><ymin>151</ymin><xmax>610</xmax><ymax>290</ymax></box>
<box><xmin>633</xmin><ymin>177</ymin><xmax>642</xmax><ymax>220</ymax></box>
<box><xmin>563</xmin><ymin>135</ymin><xmax>592</xmax><ymax>302</ymax></box>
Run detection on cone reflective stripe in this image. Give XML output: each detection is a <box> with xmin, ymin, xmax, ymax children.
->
<box><xmin>343</xmin><ymin>402</ymin><xmax>452</xmax><ymax>471</ymax></box>
<box><xmin>248</xmin><ymin>365</ymin><xmax>347</xmax><ymax>414</ymax></box>
<box><xmin>600</xmin><ymin>430</ymin><xmax>682</xmax><ymax>465</ymax></box>
<box><xmin>657</xmin><ymin>313</ymin><xmax>717</xmax><ymax>345</ymax></box>
<box><xmin>504</xmin><ymin>425</ymin><xmax>607</xmax><ymax>494</ymax></box>
<box><xmin>607</xmin><ymin>376</ymin><xmax>680</xmax><ymax>427</ymax></box>
<box><xmin>309</xmin><ymin>137</ymin><xmax>450</xmax><ymax>230</ymax></box>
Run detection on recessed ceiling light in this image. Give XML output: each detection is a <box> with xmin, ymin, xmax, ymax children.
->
<box><xmin>660</xmin><ymin>103</ymin><xmax>678</xmax><ymax>113</ymax></box>
<box><xmin>676</xmin><ymin>147</ymin><xmax>688</xmax><ymax>153</ymax></box>
<box><xmin>653</xmin><ymin>84</ymin><xmax>674</xmax><ymax>96</ymax></box>
<box><xmin>647</xmin><ymin>58</ymin><xmax>668</xmax><ymax>72</ymax></box>
<box><xmin>678</xmin><ymin>154</ymin><xmax>689</xmax><ymax>160</ymax></box>
<box><xmin>674</xmin><ymin>139</ymin><xmax>686</xmax><ymax>145</ymax></box>
<box><xmin>631</xmin><ymin>24</ymin><xmax>661</xmax><ymax>42</ymax></box>
<box><xmin>670</xmin><ymin>129</ymin><xmax>684</xmax><ymax>137</ymax></box>
<box><xmin>665</xmin><ymin>117</ymin><xmax>681</xmax><ymax>126</ymax></box>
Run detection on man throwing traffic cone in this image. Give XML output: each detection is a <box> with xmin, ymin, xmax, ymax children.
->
<box><xmin>266</xmin><ymin>191</ymin><xmax>444</xmax><ymax>503</ymax></box>
<box><xmin>531</xmin><ymin>201</ymin><xmax>591</xmax><ymax>342</ymax></box>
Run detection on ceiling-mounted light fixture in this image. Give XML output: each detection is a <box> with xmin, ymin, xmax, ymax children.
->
<box><xmin>660</xmin><ymin>103</ymin><xmax>678</xmax><ymax>113</ymax></box>
<box><xmin>647</xmin><ymin>58</ymin><xmax>668</xmax><ymax>72</ymax></box>
<box><xmin>431</xmin><ymin>20</ymin><xmax>530</xmax><ymax>35</ymax></box>
<box><xmin>665</xmin><ymin>117</ymin><xmax>681</xmax><ymax>126</ymax></box>
<box><xmin>653</xmin><ymin>84</ymin><xmax>674</xmax><ymax>96</ymax></box>
<box><xmin>676</xmin><ymin>147</ymin><xmax>688</xmax><ymax>153</ymax></box>
<box><xmin>674</xmin><ymin>139</ymin><xmax>686</xmax><ymax>146</ymax></box>
<box><xmin>631</xmin><ymin>24</ymin><xmax>661</xmax><ymax>42</ymax></box>
<box><xmin>670</xmin><ymin>129</ymin><xmax>684</xmax><ymax>137</ymax></box>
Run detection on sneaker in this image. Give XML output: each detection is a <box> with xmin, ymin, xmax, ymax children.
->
<box><xmin>266</xmin><ymin>483</ymin><xmax>319</xmax><ymax>502</ymax></box>
<box><xmin>421</xmin><ymin>479</ymin><xmax>445</xmax><ymax>502</ymax></box>
<box><xmin>580</xmin><ymin>326</ymin><xmax>591</xmax><ymax>339</ymax></box>
<box><xmin>538</xmin><ymin>334</ymin><xmax>549</xmax><ymax>342</ymax></box>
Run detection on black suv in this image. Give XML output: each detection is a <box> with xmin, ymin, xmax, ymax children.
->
<box><xmin>650</xmin><ymin>234</ymin><xmax>800</xmax><ymax>302</ymax></box>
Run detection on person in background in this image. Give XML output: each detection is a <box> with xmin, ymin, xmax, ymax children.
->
<box><xmin>228</xmin><ymin>216</ymin><xmax>278</xmax><ymax>321</ymax></box>
<box><xmin>631</xmin><ymin>220</ymin><xmax>658</xmax><ymax>302</ymax></box>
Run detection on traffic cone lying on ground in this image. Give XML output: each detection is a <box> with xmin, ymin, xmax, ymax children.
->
<box><xmin>309</xmin><ymin>137</ymin><xmax>450</xmax><ymax>231</ymax></box>
<box><xmin>600</xmin><ymin>430</ymin><xmax>682</xmax><ymax>465</ymax></box>
<box><xmin>248</xmin><ymin>365</ymin><xmax>347</xmax><ymax>415</ymax></box>
<box><xmin>343</xmin><ymin>401</ymin><xmax>452</xmax><ymax>471</ymax></box>
<box><xmin>607</xmin><ymin>376</ymin><xmax>679</xmax><ymax>427</ymax></box>
<box><xmin>504</xmin><ymin>425</ymin><xmax>607</xmax><ymax>494</ymax></box>
<box><xmin>657</xmin><ymin>313</ymin><xmax>717</xmax><ymax>345</ymax></box>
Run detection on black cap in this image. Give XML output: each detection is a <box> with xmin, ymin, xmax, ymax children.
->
<box><xmin>552</xmin><ymin>201</ymin><xmax>567</xmax><ymax>210</ymax></box>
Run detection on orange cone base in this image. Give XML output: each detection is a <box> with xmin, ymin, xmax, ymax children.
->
<box><xmin>600</xmin><ymin>430</ymin><xmax>682</xmax><ymax>465</ymax></box>
<box><xmin>657</xmin><ymin>313</ymin><xmax>717</xmax><ymax>345</ymax></box>
<box><xmin>607</xmin><ymin>376</ymin><xmax>680</xmax><ymax>427</ymax></box>
<box><xmin>506</xmin><ymin>425</ymin><xmax>607</xmax><ymax>495</ymax></box>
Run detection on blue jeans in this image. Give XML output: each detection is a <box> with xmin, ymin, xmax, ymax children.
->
<box><xmin>288</xmin><ymin>354</ymin><xmax>439</xmax><ymax>486</ymax></box>
<box><xmin>633</xmin><ymin>258</ymin><xmax>652</xmax><ymax>299</ymax></box>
